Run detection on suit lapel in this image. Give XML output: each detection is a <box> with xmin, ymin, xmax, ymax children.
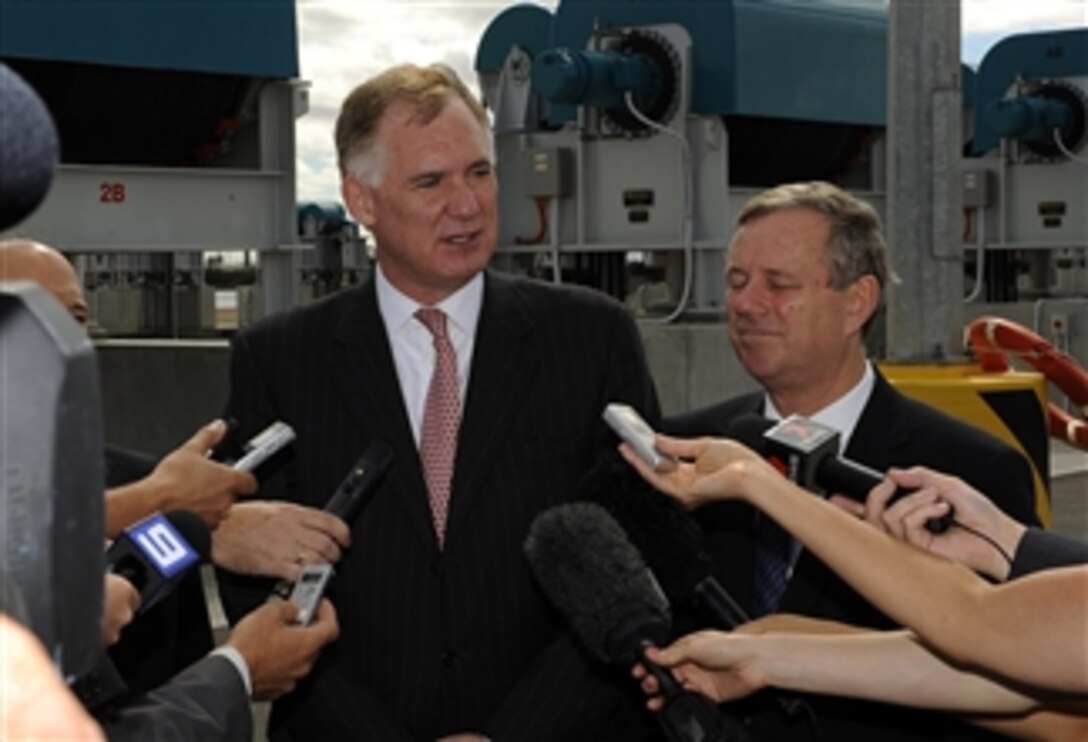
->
<box><xmin>445</xmin><ymin>272</ymin><xmax>537</xmax><ymax>542</ymax></box>
<box><xmin>783</xmin><ymin>369</ymin><xmax>906</xmax><ymax>616</ymax></box>
<box><xmin>329</xmin><ymin>281</ymin><xmax>437</xmax><ymax>552</ymax></box>
<box><xmin>844</xmin><ymin>370</ymin><xmax>910</xmax><ymax>470</ymax></box>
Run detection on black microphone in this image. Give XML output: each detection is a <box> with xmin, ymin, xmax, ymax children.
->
<box><xmin>106</xmin><ymin>510</ymin><xmax>211</xmax><ymax>613</ymax></box>
<box><xmin>525</xmin><ymin>503</ymin><xmax>750</xmax><ymax>742</ymax></box>
<box><xmin>592</xmin><ymin>455</ymin><xmax>807</xmax><ymax>718</ymax></box>
<box><xmin>590</xmin><ymin>454</ymin><xmax>748</xmax><ymax>626</ymax></box>
<box><xmin>728</xmin><ymin>414</ymin><xmax>953</xmax><ymax>533</ymax></box>
<box><xmin>322</xmin><ymin>440</ymin><xmax>394</xmax><ymax>524</ymax></box>
<box><xmin>271</xmin><ymin>440</ymin><xmax>394</xmax><ymax>599</ymax></box>
<box><xmin>0</xmin><ymin>63</ymin><xmax>59</xmax><ymax>230</ymax></box>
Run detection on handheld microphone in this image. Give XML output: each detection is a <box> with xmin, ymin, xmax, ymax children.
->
<box><xmin>106</xmin><ymin>510</ymin><xmax>211</xmax><ymax>613</ymax></box>
<box><xmin>593</xmin><ymin>456</ymin><xmax>807</xmax><ymax>718</ymax></box>
<box><xmin>0</xmin><ymin>63</ymin><xmax>59</xmax><ymax>231</ymax></box>
<box><xmin>525</xmin><ymin>503</ymin><xmax>750</xmax><ymax>742</ymax></box>
<box><xmin>271</xmin><ymin>441</ymin><xmax>394</xmax><ymax>599</ymax></box>
<box><xmin>590</xmin><ymin>454</ymin><xmax>748</xmax><ymax>625</ymax></box>
<box><xmin>321</xmin><ymin>440</ymin><xmax>394</xmax><ymax>524</ymax></box>
<box><xmin>728</xmin><ymin>414</ymin><xmax>953</xmax><ymax>533</ymax></box>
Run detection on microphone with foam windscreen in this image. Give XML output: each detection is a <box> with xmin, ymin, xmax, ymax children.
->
<box><xmin>106</xmin><ymin>510</ymin><xmax>211</xmax><ymax>614</ymax></box>
<box><xmin>728</xmin><ymin>414</ymin><xmax>953</xmax><ymax>533</ymax></box>
<box><xmin>525</xmin><ymin>502</ymin><xmax>750</xmax><ymax>742</ymax></box>
<box><xmin>589</xmin><ymin>453</ymin><xmax>748</xmax><ymax>628</ymax></box>
<box><xmin>0</xmin><ymin>63</ymin><xmax>59</xmax><ymax>231</ymax></box>
<box><xmin>591</xmin><ymin>455</ymin><xmax>808</xmax><ymax>719</ymax></box>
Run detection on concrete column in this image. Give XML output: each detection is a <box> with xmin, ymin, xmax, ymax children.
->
<box><xmin>885</xmin><ymin>0</ymin><xmax>964</xmax><ymax>361</ymax></box>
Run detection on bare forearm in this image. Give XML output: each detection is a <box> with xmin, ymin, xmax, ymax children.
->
<box><xmin>105</xmin><ymin>483</ymin><xmax>165</xmax><ymax>538</ymax></box>
<box><xmin>740</xmin><ymin>466</ymin><xmax>1088</xmax><ymax>692</ymax></box>
<box><xmin>753</xmin><ymin>631</ymin><xmax>1038</xmax><ymax>714</ymax></box>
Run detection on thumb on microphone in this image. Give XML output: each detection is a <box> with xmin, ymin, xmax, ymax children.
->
<box><xmin>637</xmin><ymin>631</ymin><xmax>769</xmax><ymax>708</ymax></box>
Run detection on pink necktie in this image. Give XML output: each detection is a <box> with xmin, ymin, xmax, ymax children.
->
<box><xmin>416</xmin><ymin>308</ymin><xmax>460</xmax><ymax>547</ymax></box>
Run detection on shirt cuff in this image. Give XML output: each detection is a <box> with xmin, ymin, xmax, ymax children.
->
<box><xmin>210</xmin><ymin>645</ymin><xmax>253</xmax><ymax>698</ymax></box>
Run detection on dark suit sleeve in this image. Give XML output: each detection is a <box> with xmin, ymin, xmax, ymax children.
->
<box><xmin>1009</xmin><ymin>528</ymin><xmax>1088</xmax><ymax>578</ymax></box>
<box><xmin>484</xmin><ymin>302</ymin><xmax>660</xmax><ymax>741</ymax></box>
<box><xmin>103</xmin><ymin>445</ymin><xmax>157</xmax><ymax>487</ymax></box>
<box><xmin>103</xmin><ymin>445</ymin><xmax>217</xmax><ymax>699</ymax></box>
<box><xmin>101</xmin><ymin>654</ymin><xmax>252</xmax><ymax>742</ymax></box>
<box><xmin>967</xmin><ymin>443</ymin><xmax>1040</xmax><ymax>528</ymax></box>
<box><xmin>215</xmin><ymin>329</ymin><xmax>285</xmax><ymax>622</ymax></box>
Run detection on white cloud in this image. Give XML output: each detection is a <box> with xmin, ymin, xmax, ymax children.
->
<box><xmin>294</xmin><ymin>0</ymin><xmax>545</xmax><ymax>200</ymax></box>
<box><xmin>962</xmin><ymin>0</ymin><xmax>1086</xmax><ymax>35</ymax></box>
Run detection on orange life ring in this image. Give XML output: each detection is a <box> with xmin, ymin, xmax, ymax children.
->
<box><xmin>966</xmin><ymin>316</ymin><xmax>1088</xmax><ymax>450</ymax></box>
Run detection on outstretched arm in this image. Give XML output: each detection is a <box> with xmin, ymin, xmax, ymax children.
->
<box><xmin>620</xmin><ymin>436</ymin><xmax>1088</xmax><ymax>693</ymax></box>
<box><xmin>833</xmin><ymin>466</ymin><xmax>1026</xmax><ymax>580</ymax></box>
<box><xmin>637</xmin><ymin>623</ymin><xmax>1086</xmax><ymax>738</ymax></box>
<box><xmin>106</xmin><ymin>419</ymin><xmax>257</xmax><ymax>537</ymax></box>
<box><xmin>640</xmin><ymin>626</ymin><xmax>1038</xmax><ymax>713</ymax></box>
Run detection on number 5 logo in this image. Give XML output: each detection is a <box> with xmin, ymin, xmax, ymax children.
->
<box><xmin>134</xmin><ymin>520</ymin><xmax>196</xmax><ymax>576</ymax></box>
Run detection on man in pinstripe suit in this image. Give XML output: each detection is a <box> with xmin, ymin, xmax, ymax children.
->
<box><xmin>216</xmin><ymin>64</ymin><xmax>661</xmax><ymax>741</ymax></box>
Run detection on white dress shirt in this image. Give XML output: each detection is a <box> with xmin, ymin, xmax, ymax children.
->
<box><xmin>761</xmin><ymin>361</ymin><xmax>877</xmax><ymax>574</ymax></box>
<box><xmin>375</xmin><ymin>265</ymin><xmax>483</xmax><ymax>445</ymax></box>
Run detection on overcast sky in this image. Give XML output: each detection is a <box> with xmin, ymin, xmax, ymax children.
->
<box><xmin>294</xmin><ymin>0</ymin><xmax>1087</xmax><ymax>203</ymax></box>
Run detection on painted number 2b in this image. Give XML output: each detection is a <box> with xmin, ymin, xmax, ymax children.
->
<box><xmin>100</xmin><ymin>182</ymin><xmax>126</xmax><ymax>203</ymax></box>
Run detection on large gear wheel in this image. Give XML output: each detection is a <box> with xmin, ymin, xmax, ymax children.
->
<box><xmin>599</xmin><ymin>28</ymin><xmax>682</xmax><ymax>136</ymax></box>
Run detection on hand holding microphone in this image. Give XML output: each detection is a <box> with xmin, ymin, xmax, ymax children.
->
<box><xmin>106</xmin><ymin>419</ymin><xmax>258</xmax><ymax>538</ymax></box>
<box><xmin>617</xmin><ymin>432</ymin><xmax>773</xmax><ymax>512</ymax></box>
<box><xmin>213</xmin><ymin>501</ymin><xmax>351</xmax><ymax>582</ymax></box>
<box><xmin>853</xmin><ymin>466</ymin><xmax>1026</xmax><ymax>580</ymax></box>
<box><xmin>727</xmin><ymin>414</ymin><xmax>954</xmax><ymax>533</ymax></box>
<box><xmin>211</xmin><ymin>430</ymin><xmax>393</xmax><ymax>582</ymax></box>
<box><xmin>525</xmin><ymin>503</ymin><xmax>750</xmax><ymax>742</ymax></box>
<box><xmin>261</xmin><ymin>441</ymin><xmax>394</xmax><ymax>597</ymax></box>
<box><xmin>107</xmin><ymin>510</ymin><xmax>211</xmax><ymax>614</ymax></box>
<box><xmin>226</xmin><ymin>597</ymin><xmax>340</xmax><ymax>701</ymax></box>
<box><xmin>595</xmin><ymin>446</ymin><xmax>810</xmax><ymax>720</ymax></box>
<box><xmin>101</xmin><ymin>575</ymin><xmax>141</xmax><ymax>647</ymax></box>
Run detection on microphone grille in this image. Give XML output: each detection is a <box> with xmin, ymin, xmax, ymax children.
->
<box><xmin>524</xmin><ymin>502</ymin><xmax>669</xmax><ymax>665</ymax></box>
<box><xmin>0</xmin><ymin>63</ymin><xmax>59</xmax><ymax>231</ymax></box>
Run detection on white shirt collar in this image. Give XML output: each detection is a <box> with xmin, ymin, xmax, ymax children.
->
<box><xmin>375</xmin><ymin>264</ymin><xmax>484</xmax><ymax>338</ymax></box>
<box><xmin>764</xmin><ymin>361</ymin><xmax>876</xmax><ymax>454</ymax></box>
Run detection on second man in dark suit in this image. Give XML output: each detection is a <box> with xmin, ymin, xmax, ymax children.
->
<box><xmin>664</xmin><ymin>181</ymin><xmax>1040</xmax><ymax>741</ymax></box>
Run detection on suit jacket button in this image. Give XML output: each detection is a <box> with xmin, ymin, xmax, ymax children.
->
<box><xmin>440</xmin><ymin>650</ymin><xmax>459</xmax><ymax>668</ymax></box>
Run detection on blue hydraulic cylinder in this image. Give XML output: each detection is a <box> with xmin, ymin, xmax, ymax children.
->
<box><xmin>532</xmin><ymin>47</ymin><xmax>662</xmax><ymax>109</ymax></box>
<box><xmin>981</xmin><ymin>96</ymin><xmax>1074</xmax><ymax>148</ymax></box>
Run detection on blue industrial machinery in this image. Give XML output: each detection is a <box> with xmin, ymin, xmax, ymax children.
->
<box><xmin>0</xmin><ymin>0</ymin><xmax>313</xmax><ymax>336</ymax></box>
<box><xmin>475</xmin><ymin>0</ymin><xmax>892</xmax><ymax>318</ymax></box>
<box><xmin>972</xmin><ymin>29</ymin><xmax>1088</xmax><ymax>157</ymax></box>
<box><xmin>0</xmin><ymin>0</ymin><xmax>298</xmax><ymax>168</ymax></box>
<box><xmin>478</xmin><ymin>0</ymin><xmax>887</xmax><ymax>188</ymax></box>
<box><xmin>474</xmin><ymin>1</ymin><xmax>1086</xmax><ymax>336</ymax></box>
<box><xmin>961</xmin><ymin>28</ymin><xmax>1087</xmax><ymax>311</ymax></box>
